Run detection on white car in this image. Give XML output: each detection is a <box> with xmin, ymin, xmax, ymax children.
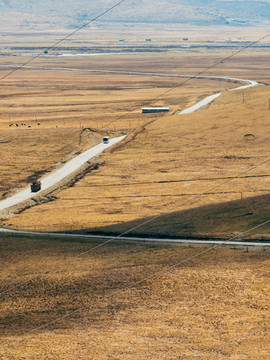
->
<box><xmin>103</xmin><ymin>136</ymin><xmax>109</xmax><ymax>144</ymax></box>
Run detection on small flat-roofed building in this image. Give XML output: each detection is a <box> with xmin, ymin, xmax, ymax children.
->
<box><xmin>142</xmin><ymin>107</ymin><xmax>169</xmax><ymax>113</ymax></box>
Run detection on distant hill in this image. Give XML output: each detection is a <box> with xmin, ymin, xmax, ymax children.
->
<box><xmin>1</xmin><ymin>0</ymin><xmax>270</xmax><ymax>29</ymax></box>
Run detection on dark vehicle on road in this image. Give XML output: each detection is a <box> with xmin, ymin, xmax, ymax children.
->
<box><xmin>31</xmin><ymin>181</ymin><xmax>41</xmax><ymax>192</ymax></box>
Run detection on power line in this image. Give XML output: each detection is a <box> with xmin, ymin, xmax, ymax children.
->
<box><xmin>0</xmin><ymin>2</ymin><xmax>270</xmax><ymax>352</ymax></box>
<box><xmin>0</xmin><ymin>0</ymin><xmax>269</xmax><ymax>300</ymax></box>
<box><xmin>3</xmin><ymin>4</ymin><xmax>270</xmax><ymax>297</ymax></box>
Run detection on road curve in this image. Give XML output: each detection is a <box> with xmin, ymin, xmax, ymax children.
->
<box><xmin>0</xmin><ymin>135</ymin><xmax>125</xmax><ymax>212</ymax></box>
<box><xmin>0</xmin><ymin>228</ymin><xmax>269</xmax><ymax>247</ymax></box>
<box><xmin>179</xmin><ymin>77</ymin><xmax>259</xmax><ymax>114</ymax></box>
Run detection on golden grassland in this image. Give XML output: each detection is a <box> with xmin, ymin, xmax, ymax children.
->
<box><xmin>7</xmin><ymin>83</ymin><xmax>270</xmax><ymax>236</ymax></box>
<box><xmin>0</xmin><ymin>234</ymin><xmax>270</xmax><ymax>359</ymax></box>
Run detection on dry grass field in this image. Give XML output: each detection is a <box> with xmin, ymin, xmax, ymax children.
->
<box><xmin>1</xmin><ymin>26</ymin><xmax>270</xmax><ymax>360</ymax></box>
<box><xmin>0</xmin><ymin>234</ymin><xmax>269</xmax><ymax>359</ymax></box>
